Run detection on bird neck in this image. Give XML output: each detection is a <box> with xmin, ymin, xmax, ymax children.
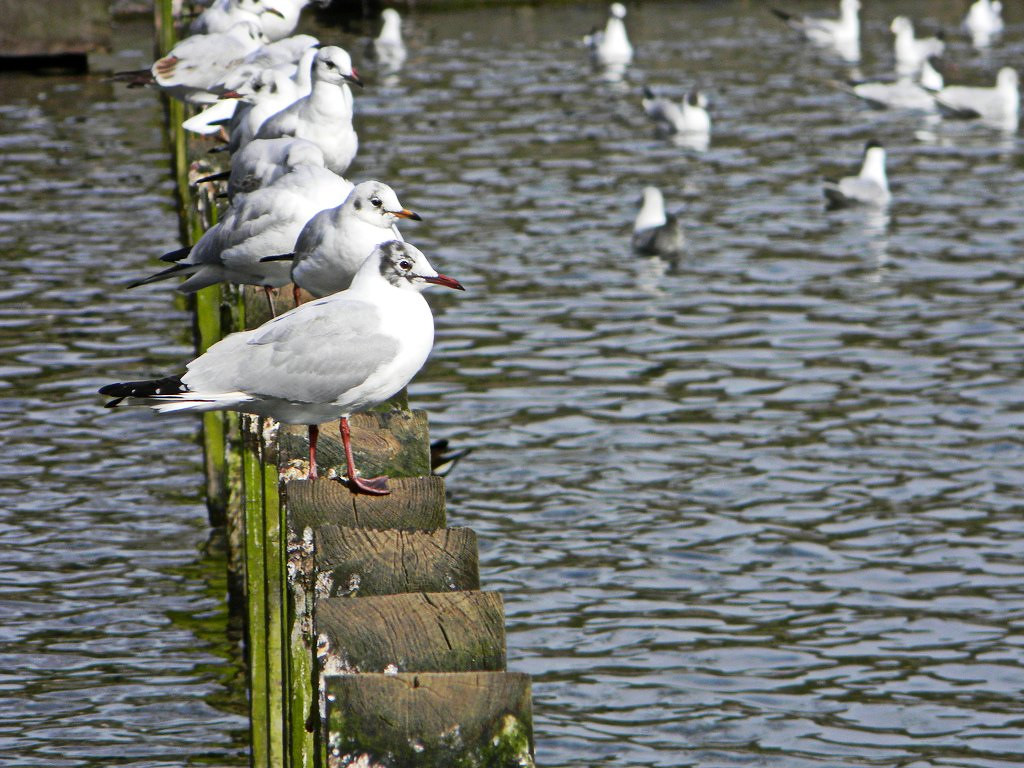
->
<box><xmin>860</xmin><ymin>151</ymin><xmax>887</xmax><ymax>189</ymax></box>
<box><xmin>635</xmin><ymin>196</ymin><xmax>666</xmax><ymax>231</ymax></box>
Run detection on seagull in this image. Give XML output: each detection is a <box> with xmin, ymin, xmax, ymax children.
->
<box><xmin>256</xmin><ymin>0</ymin><xmax>325</xmax><ymax>42</ymax></box>
<box><xmin>963</xmin><ymin>0</ymin><xmax>1003</xmax><ymax>47</ymax></box>
<box><xmin>130</xmin><ymin>163</ymin><xmax>353</xmax><ymax>298</ymax></box>
<box><xmin>642</xmin><ymin>86</ymin><xmax>711</xmax><ymax>138</ymax></box>
<box><xmin>256</xmin><ymin>46</ymin><xmax>362</xmax><ymax>175</ymax></box>
<box><xmin>205</xmin><ymin>137</ymin><xmax>328</xmax><ymax>201</ymax></box>
<box><xmin>260</xmin><ymin>181</ymin><xmax>421</xmax><ymax>304</ymax></box>
<box><xmin>227</xmin><ymin>67</ymin><xmax>304</xmax><ymax>153</ymax></box>
<box><xmin>632</xmin><ymin>187</ymin><xmax>685</xmax><ymax>258</ymax></box>
<box><xmin>848</xmin><ymin>58</ymin><xmax>944</xmax><ymax>112</ymax></box>
<box><xmin>933</xmin><ymin>67</ymin><xmax>1019</xmax><ymax>129</ymax></box>
<box><xmin>101</xmin><ymin>241</ymin><xmax>465</xmax><ymax>495</ymax></box>
<box><xmin>823</xmin><ymin>140</ymin><xmax>891</xmax><ymax>209</ymax></box>
<box><xmin>772</xmin><ymin>0</ymin><xmax>860</xmax><ymax>61</ymax></box>
<box><xmin>366</xmin><ymin>8</ymin><xmax>407</xmax><ymax>75</ymax></box>
<box><xmin>584</xmin><ymin>3</ymin><xmax>633</xmax><ymax>77</ymax></box>
<box><xmin>891</xmin><ymin>16</ymin><xmax>945</xmax><ymax>76</ymax></box>
<box><xmin>190</xmin><ymin>0</ymin><xmax>284</xmax><ymax>36</ymax></box>
<box><xmin>114</xmin><ymin>21</ymin><xmax>268</xmax><ymax>105</ymax></box>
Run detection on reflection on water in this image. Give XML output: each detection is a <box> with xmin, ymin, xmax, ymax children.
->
<box><xmin>2</xmin><ymin>1</ymin><xmax>1024</xmax><ymax>766</ymax></box>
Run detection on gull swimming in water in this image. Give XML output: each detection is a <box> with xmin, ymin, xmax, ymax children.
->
<box><xmin>891</xmin><ymin>16</ymin><xmax>945</xmax><ymax>77</ymax></box>
<box><xmin>102</xmin><ymin>241</ymin><xmax>465</xmax><ymax>495</ymax></box>
<box><xmin>963</xmin><ymin>0</ymin><xmax>1003</xmax><ymax>48</ymax></box>
<box><xmin>584</xmin><ymin>3</ymin><xmax>633</xmax><ymax>80</ymax></box>
<box><xmin>848</xmin><ymin>58</ymin><xmax>944</xmax><ymax>113</ymax></box>
<box><xmin>366</xmin><ymin>9</ymin><xmax>407</xmax><ymax>76</ymax></box>
<box><xmin>642</xmin><ymin>86</ymin><xmax>711</xmax><ymax>147</ymax></box>
<box><xmin>823</xmin><ymin>140</ymin><xmax>891</xmax><ymax>209</ymax></box>
<box><xmin>933</xmin><ymin>67</ymin><xmax>1019</xmax><ymax>130</ymax></box>
<box><xmin>772</xmin><ymin>0</ymin><xmax>860</xmax><ymax>62</ymax></box>
<box><xmin>632</xmin><ymin>187</ymin><xmax>685</xmax><ymax>258</ymax></box>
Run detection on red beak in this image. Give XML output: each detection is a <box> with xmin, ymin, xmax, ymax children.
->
<box><xmin>423</xmin><ymin>274</ymin><xmax>464</xmax><ymax>291</ymax></box>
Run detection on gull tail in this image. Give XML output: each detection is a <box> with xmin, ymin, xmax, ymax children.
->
<box><xmin>159</xmin><ymin>245</ymin><xmax>192</xmax><ymax>263</ymax></box>
<box><xmin>109</xmin><ymin>69</ymin><xmax>154</xmax><ymax>87</ymax></box>
<box><xmin>259</xmin><ymin>252</ymin><xmax>296</xmax><ymax>263</ymax></box>
<box><xmin>99</xmin><ymin>375</ymin><xmax>186</xmax><ymax>407</ymax></box>
<box><xmin>194</xmin><ymin>170</ymin><xmax>231</xmax><ymax>185</ymax></box>
<box><xmin>126</xmin><ymin>261</ymin><xmax>194</xmax><ymax>289</ymax></box>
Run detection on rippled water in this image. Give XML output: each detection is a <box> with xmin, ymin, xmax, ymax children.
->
<box><xmin>3</xmin><ymin>2</ymin><xmax>1024</xmax><ymax>766</ymax></box>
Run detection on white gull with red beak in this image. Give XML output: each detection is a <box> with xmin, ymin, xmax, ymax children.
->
<box><xmin>256</xmin><ymin>46</ymin><xmax>363</xmax><ymax>174</ymax></box>
<box><xmin>101</xmin><ymin>241</ymin><xmax>464</xmax><ymax>495</ymax></box>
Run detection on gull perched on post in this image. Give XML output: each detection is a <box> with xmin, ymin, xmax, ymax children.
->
<box><xmin>101</xmin><ymin>242</ymin><xmax>464</xmax><ymax>495</ymax></box>
<box><xmin>260</xmin><ymin>181</ymin><xmax>422</xmax><ymax>303</ymax></box>
<box><xmin>256</xmin><ymin>46</ymin><xmax>363</xmax><ymax>175</ymax></box>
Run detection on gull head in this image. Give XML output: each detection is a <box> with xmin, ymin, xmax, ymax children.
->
<box><xmin>686</xmin><ymin>90</ymin><xmax>709</xmax><ymax>110</ymax></box>
<box><xmin>346</xmin><ymin>180</ymin><xmax>422</xmax><ymax>229</ymax></box>
<box><xmin>314</xmin><ymin>46</ymin><xmax>364</xmax><ymax>88</ymax></box>
<box><xmin>610</xmin><ymin>2</ymin><xmax>627</xmax><ymax>19</ymax></box>
<box><xmin>371</xmin><ymin>241</ymin><xmax>465</xmax><ymax>292</ymax></box>
<box><xmin>997</xmin><ymin>67</ymin><xmax>1019</xmax><ymax>90</ymax></box>
<box><xmin>381</xmin><ymin>8</ymin><xmax>402</xmax><ymax>28</ymax></box>
<box><xmin>890</xmin><ymin>16</ymin><xmax>912</xmax><ymax>35</ymax></box>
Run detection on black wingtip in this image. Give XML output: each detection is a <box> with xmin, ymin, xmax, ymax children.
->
<box><xmin>259</xmin><ymin>253</ymin><xmax>296</xmax><ymax>263</ymax></box>
<box><xmin>643</xmin><ymin>85</ymin><xmax>655</xmax><ymax>99</ymax></box>
<box><xmin>771</xmin><ymin>8</ymin><xmax>793</xmax><ymax>22</ymax></box>
<box><xmin>193</xmin><ymin>170</ymin><xmax>231</xmax><ymax>185</ymax></box>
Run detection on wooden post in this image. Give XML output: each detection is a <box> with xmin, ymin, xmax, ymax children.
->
<box><xmin>324</xmin><ymin>672</ymin><xmax>534</xmax><ymax>768</ymax></box>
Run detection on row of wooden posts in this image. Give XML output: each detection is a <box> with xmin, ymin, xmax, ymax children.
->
<box><xmin>153</xmin><ymin>3</ymin><xmax>535</xmax><ymax>766</ymax></box>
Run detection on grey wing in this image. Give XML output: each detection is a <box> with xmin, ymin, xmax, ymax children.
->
<box><xmin>236</xmin><ymin>299</ymin><xmax>399</xmax><ymax>403</ymax></box>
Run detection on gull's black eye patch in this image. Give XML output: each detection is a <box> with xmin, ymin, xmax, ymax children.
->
<box><xmin>370</xmin><ymin>196</ymin><xmax>382</xmax><ymax>207</ymax></box>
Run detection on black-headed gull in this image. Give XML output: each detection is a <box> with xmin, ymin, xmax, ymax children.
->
<box><xmin>963</xmin><ymin>0</ymin><xmax>1004</xmax><ymax>48</ymax></box>
<box><xmin>430</xmin><ymin>439</ymin><xmax>471</xmax><ymax>478</ymax></box>
<box><xmin>211</xmin><ymin>137</ymin><xmax>327</xmax><ymax>201</ymax></box>
<box><xmin>823</xmin><ymin>140</ymin><xmax>891</xmax><ymax>209</ymax></box>
<box><xmin>256</xmin><ymin>46</ymin><xmax>363</xmax><ymax>175</ymax></box>
<box><xmin>632</xmin><ymin>187</ymin><xmax>685</xmax><ymax>258</ymax></box>
<box><xmin>261</xmin><ymin>180</ymin><xmax>421</xmax><ymax>303</ymax></box>
<box><xmin>584</xmin><ymin>3</ymin><xmax>633</xmax><ymax>78</ymax></box>
<box><xmin>772</xmin><ymin>0</ymin><xmax>860</xmax><ymax>61</ymax></box>
<box><xmin>891</xmin><ymin>17</ymin><xmax>945</xmax><ymax>76</ymax></box>
<box><xmin>190</xmin><ymin>0</ymin><xmax>284</xmax><ymax>36</ymax></box>
<box><xmin>366</xmin><ymin>8</ymin><xmax>407</xmax><ymax>75</ymax></box>
<box><xmin>848</xmin><ymin>58</ymin><xmax>943</xmax><ymax>112</ymax></box>
<box><xmin>642</xmin><ymin>86</ymin><xmax>711</xmax><ymax>138</ymax></box>
<box><xmin>102</xmin><ymin>241</ymin><xmax>464</xmax><ymax>495</ymax></box>
<box><xmin>130</xmin><ymin>163</ymin><xmax>352</xmax><ymax>296</ymax></box>
<box><xmin>119</xmin><ymin>21</ymin><xmax>268</xmax><ymax>105</ymax></box>
<box><xmin>933</xmin><ymin>67</ymin><xmax>1019</xmax><ymax>129</ymax></box>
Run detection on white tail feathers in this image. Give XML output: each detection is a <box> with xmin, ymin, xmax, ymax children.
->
<box><xmin>151</xmin><ymin>392</ymin><xmax>255</xmax><ymax>413</ymax></box>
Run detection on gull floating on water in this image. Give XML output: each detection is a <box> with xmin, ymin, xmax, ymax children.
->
<box><xmin>772</xmin><ymin>0</ymin><xmax>860</xmax><ymax>62</ymax></box>
<box><xmin>933</xmin><ymin>67</ymin><xmax>1019</xmax><ymax>130</ymax></box>
<box><xmin>103</xmin><ymin>241</ymin><xmax>465</xmax><ymax>495</ymax></box>
<box><xmin>585</xmin><ymin>3</ymin><xmax>633</xmax><ymax>80</ymax></box>
<box><xmin>891</xmin><ymin>16</ymin><xmax>945</xmax><ymax>77</ymax></box>
<box><xmin>256</xmin><ymin>46</ymin><xmax>362</xmax><ymax>175</ymax></box>
<box><xmin>261</xmin><ymin>181</ymin><xmax>421</xmax><ymax>303</ymax></box>
<box><xmin>823</xmin><ymin>140</ymin><xmax>891</xmax><ymax>209</ymax></box>
<box><xmin>847</xmin><ymin>58</ymin><xmax>944</xmax><ymax>113</ymax></box>
<box><xmin>366</xmin><ymin>9</ymin><xmax>407</xmax><ymax>76</ymax></box>
<box><xmin>963</xmin><ymin>0</ymin><xmax>1003</xmax><ymax>48</ymax></box>
<box><xmin>632</xmin><ymin>187</ymin><xmax>685</xmax><ymax>258</ymax></box>
<box><xmin>642</xmin><ymin>86</ymin><xmax>711</xmax><ymax>145</ymax></box>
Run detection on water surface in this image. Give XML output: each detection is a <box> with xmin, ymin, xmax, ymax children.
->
<box><xmin>3</xmin><ymin>2</ymin><xmax>1024</xmax><ymax>766</ymax></box>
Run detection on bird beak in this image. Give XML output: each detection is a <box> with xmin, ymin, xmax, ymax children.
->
<box><xmin>391</xmin><ymin>208</ymin><xmax>422</xmax><ymax>221</ymax></box>
<box><xmin>264</xmin><ymin>6</ymin><xmax>286</xmax><ymax>18</ymax></box>
<box><xmin>423</xmin><ymin>274</ymin><xmax>465</xmax><ymax>291</ymax></box>
<box><xmin>345</xmin><ymin>68</ymin><xmax>364</xmax><ymax>87</ymax></box>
